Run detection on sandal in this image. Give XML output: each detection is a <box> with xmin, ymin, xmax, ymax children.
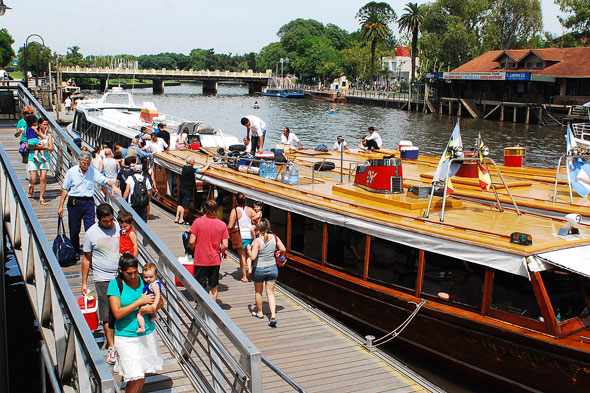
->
<box><xmin>240</xmin><ymin>277</ymin><xmax>248</xmax><ymax>283</ymax></box>
<box><xmin>27</xmin><ymin>186</ymin><xmax>34</xmax><ymax>197</ymax></box>
<box><xmin>269</xmin><ymin>318</ymin><xmax>277</xmax><ymax>327</ymax></box>
<box><xmin>173</xmin><ymin>219</ymin><xmax>179</xmax><ymax>223</ymax></box>
<box><xmin>39</xmin><ymin>199</ymin><xmax>47</xmax><ymax>205</ymax></box>
<box><xmin>251</xmin><ymin>311</ymin><xmax>264</xmax><ymax>319</ymax></box>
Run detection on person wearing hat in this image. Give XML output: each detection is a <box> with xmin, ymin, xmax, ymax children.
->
<box><xmin>123</xmin><ymin>164</ymin><xmax>153</xmax><ymax>222</ymax></box>
<box><xmin>333</xmin><ymin>136</ymin><xmax>348</xmax><ymax>152</ymax></box>
<box><xmin>154</xmin><ymin>122</ymin><xmax>170</xmax><ymax>149</ymax></box>
<box><xmin>361</xmin><ymin>127</ymin><xmax>382</xmax><ymax>151</ymax></box>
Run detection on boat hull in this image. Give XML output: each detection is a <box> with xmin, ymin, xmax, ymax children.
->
<box><xmin>278</xmin><ymin>261</ymin><xmax>590</xmax><ymax>393</ymax></box>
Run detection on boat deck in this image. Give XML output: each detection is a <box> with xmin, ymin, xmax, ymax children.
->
<box><xmin>1</xmin><ymin>122</ymin><xmax>439</xmax><ymax>392</ymax></box>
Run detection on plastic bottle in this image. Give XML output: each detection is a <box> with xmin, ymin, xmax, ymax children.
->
<box><xmin>288</xmin><ymin>165</ymin><xmax>299</xmax><ymax>185</ymax></box>
<box><xmin>281</xmin><ymin>166</ymin><xmax>290</xmax><ymax>183</ymax></box>
<box><xmin>259</xmin><ymin>162</ymin><xmax>267</xmax><ymax>178</ymax></box>
<box><xmin>269</xmin><ymin>162</ymin><xmax>278</xmax><ymax>180</ymax></box>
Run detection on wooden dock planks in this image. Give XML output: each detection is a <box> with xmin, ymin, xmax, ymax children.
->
<box><xmin>1</xmin><ymin>122</ymin><xmax>435</xmax><ymax>393</ymax></box>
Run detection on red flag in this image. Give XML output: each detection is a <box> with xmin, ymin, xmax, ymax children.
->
<box><xmin>478</xmin><ymin>163</ymin><xmax>492</xmax><ymax>191</ymax></box>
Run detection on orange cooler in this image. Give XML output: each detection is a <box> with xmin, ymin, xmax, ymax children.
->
<box><xmin>78</xmin><ymin>294</ymin><xmax>99</xmax><ymax>331</ymax></box>
<box><xmin>504</xmin><ymin>146</ymin><xmax>526</xmax><ymax>167</ymax></box>
<box><xmin>140</xmin><ymin>107</ymin><xmax>159</xmax><ymax>122</ymax></box>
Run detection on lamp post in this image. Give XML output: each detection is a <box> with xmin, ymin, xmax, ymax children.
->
<box><xmin>23</xmin><ymin>34</ymin><xmax>45</xmax><ymax>88</ymax></box>
<box><xmin>280</xmin><ymin>57</ymin><xmax>289</xmax><ymax>88</ymax></box>
<box><xmin>0</xmin><ymin>0</ymin><xmax>11</xmax><ymax>16</ymax></box>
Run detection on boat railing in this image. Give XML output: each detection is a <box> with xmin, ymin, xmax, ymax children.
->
<box><xmin>572</xmin><ymin>123</ymin><xmax>590</xmax><ymax>140</ymax></box>
<box><xmin>3</xmin><ymin>85</ymin><xmax>116</xmax><ymax>393</ymax></box>
<box><xmin>16</xmin><ymin>83</ymin><xmax>298</xmax><ymax>392</ymax></box>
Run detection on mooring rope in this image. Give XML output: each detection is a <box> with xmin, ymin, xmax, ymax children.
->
<box><xmin>371</xmin><ymin>299</ymin><xmax>427</xmax><ymax>347</ymax></box>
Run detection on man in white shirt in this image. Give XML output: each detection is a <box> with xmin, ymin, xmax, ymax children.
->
<box><xmin>362</xmin><ymin>127</ymin><xmax>382</xmax><ymax>151</ymax></box>
<box><xmin>123</xmin><ymin>164</ymin><xmax>153</xmax><ymax>222</ymax></box>
<box><xmin>280</xmin><ymin>127</ymin><xmax>303</xmax><ymax>150</ymax></box>
<box><xmin>333</xmin><ymin>136</ymin><xmax>348</xmax><ymax>152</ymax></box>
<box><xmin>145</xmin><ymin>133</ymin><xmax>168</xmax><ymax>153</ymax></box>
<box><xmin>241</xmin><ymin>115</ymin><xmax>267</xmax><ymax>154</ymax></box>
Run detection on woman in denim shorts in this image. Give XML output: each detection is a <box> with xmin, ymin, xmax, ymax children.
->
<box><xmin>246</xmin><ymin>218</ymin><xmax>286</xmax><ymax>327</ymax></box>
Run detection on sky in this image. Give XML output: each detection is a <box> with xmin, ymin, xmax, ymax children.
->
<box><xmin>1</xmin><ymin>0</ymin><xmax>565</xmax><ymax>56</ymax></box>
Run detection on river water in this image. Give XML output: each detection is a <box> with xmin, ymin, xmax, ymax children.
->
<box><xmin>94</xmin><ymin>83</ymin><xmax>565</xmax><ymax>168</ymax></box>
<box><xmin>85</xmin><ymin>83</ymin><xmax>562</xmax><ymax>391</ymax></box>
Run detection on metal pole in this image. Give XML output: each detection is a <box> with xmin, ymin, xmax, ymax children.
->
<box><xmin>340</xmin><ymin>143</ymin><xmax>344</xmax><ymax>183</ymax></box>
<box><xmin>0</xmin><ymin>218</ymin><xmax>9</xmax><ymax>393</ymax></box>
<box><xmin>23</xmin><ymin>44</ymin><xmax>28</xmax><ymax>88</ymax></box>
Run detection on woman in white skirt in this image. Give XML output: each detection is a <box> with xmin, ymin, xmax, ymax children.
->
<box><xmin>108</xmin><ymin>253</ymin><xmax>164</xmax><ymax>393</ymax></box>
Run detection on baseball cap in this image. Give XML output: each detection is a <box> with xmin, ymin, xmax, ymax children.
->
<box><xmin>133</xmin><ymin>164</ymin><xmax>143</xmax><ymax>173</ymax></box>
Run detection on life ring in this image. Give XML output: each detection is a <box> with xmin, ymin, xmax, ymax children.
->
<box><xmin>313</xmin><ymin>161</ymin><xmax>336</xmax><ymax>171</ymax></box>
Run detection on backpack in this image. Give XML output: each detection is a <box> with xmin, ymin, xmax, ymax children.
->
<box><xmin>131</xmin><ymin>175</ymin><xmax>149</xmax><ymax>207</ymax></box>
<box><xmin>182</xmin><ymin>230</ymin><xmax>193</xmax><ymax>255</ymax></box>
<box><xmin>107</xmin><ymin>275</ymin><xmax>124</xmax><ymax>329</ymax></box>
<box><xmin>52</xmin><ymin>216</ymin><xmax>77</xmax><ymax>267</ymax></box>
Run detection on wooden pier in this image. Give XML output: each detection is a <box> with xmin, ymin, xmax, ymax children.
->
<box><xmin>1</xmin><ymin>121</ymin><xmax>441</xmax><ymax>392</ymax></box>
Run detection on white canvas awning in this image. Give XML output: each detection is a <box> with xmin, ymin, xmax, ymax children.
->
<box><xmin>537</xmin><ymin>245</ymin><xmax>590</xmax><ymax>278</ymax></box>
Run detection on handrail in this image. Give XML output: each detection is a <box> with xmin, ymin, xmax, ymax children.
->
<box><xmin>0</xmin><ymin>140</ymin><xmax>116</xmax><ymax>392</ymax></box>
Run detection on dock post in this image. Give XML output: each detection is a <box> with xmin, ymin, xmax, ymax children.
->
<box><xmin>500</xmin><ymin>105</ymin><xmax>504</xmax><ymax>122</ymax></box>
<box><xmin>513</xmin><ymin>106</ymin><xmax>517</xmax><ymax>123</ymax></box>
<box><xmin>457</xmin><ymin>101</ymin><xmax>462</xmax><ymax>117</ymax></box>
<box><xmin>439</xmin><ymin>102</ymin><xmax>443</xmax><ymax>114</ymax></box>
<box><xmin>526</xmin><ymin>105</ymin><xmax>530</xmax><ymax>124</ymax></box>
<box><xmin>448</xmin><ymin>101</ymin><xmax>452</xmax><ymax>116</ymax></box>
<box><xmin>202</xmin><ymin>80</ymin><xmax>218</xmax><ymax>94</ymax></box>
<box><xmin>99</xmin><ymin>78</ymin><xmax>108</xmax><ymax>93</ymax></box>
<box><xmin>153</xmin><ymin>79</ymin><xmax>164</xmax><ymax>95</ymax></box>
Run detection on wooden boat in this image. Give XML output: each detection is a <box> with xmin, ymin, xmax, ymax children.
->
<box><xmin>146</xmin><ymin>146</ymin><xmax>590</xmax><ymax>393</ymax></box>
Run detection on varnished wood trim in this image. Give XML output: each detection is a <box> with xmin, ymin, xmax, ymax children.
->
<box><xmin>363</xmin><ymin>235</ymin><xmax>370</xmax><ymax>280</ymax></box>
<box><xmin>210</xmin><ymin>185</ymin><xmax>216</xmax><ymax>200</ymax></box>
<box><xmin>321</xmin><ymin>223</ymin><xmax>327</xmax><ymax>266</ymax></box>
<box><xmin>486</xmin><ymin>308</ymin><xmax>548</xmax><ymax>333</ymax></box>
<box><xmin>286</xmin><ymin>212</ymin><xmax>292</xmax><ymax>251</ymax></box>
<box><xmin>481</xmin><ymin>268</ymin><xmax>494</xmax><ymax>317</ymax></box>
<box><xmin>530</xmin><ymin>271</ymin><xmax>559</xmax><ymax>336</ymax></box>
<box><xmin>415</xmin><ymin>249</ymin><xmax>425</xmax><ymax>298</ymax></box>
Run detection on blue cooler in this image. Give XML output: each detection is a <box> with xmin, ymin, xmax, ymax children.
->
<box><xmin>401</xmin><ymin>146</ymin><xmax>419</xmax><ymax>159</ymax></box>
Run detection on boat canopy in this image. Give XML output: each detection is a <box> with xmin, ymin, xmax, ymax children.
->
<box><xmin>537</xmin><ymin>245</ymin><xmax>590</xmax><ymax>278</ymax></box>
<box><xmin>153</xmin><ymin>158</ymin><xmax>533</xmax><ymax>277</ymax></box>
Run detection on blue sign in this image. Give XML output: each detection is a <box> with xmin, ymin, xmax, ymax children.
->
<box><xmin>425</xmin><ymin>72</ymin><xmax>443</xmax><ymax>79</ymax></box>
<box><xmin>13</xmin><ymin>60</ymin><xmax>17</xmax><ymax>66</ymax></box>
<box><xmin>505</xmin><ymin>72</ymin><xmax>530</xmax><ymax>81</ymax></box>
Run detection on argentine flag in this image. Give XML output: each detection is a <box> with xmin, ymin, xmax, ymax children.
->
<box><xmin>566</xmin><ymin>124</ymin><xmax>590</xmax><ymax>198</ymax></box>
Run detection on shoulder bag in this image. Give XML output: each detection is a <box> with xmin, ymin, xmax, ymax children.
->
<box><xmin>229</xmin><ymin>207</ymin><xmax>243</xmax><ymax>249</ymax></box>
<box><xmin>53</xmin><ymin>216</ymin><xmax>77</xmax><ymax>267</ymax></box>
<box><xmin>273</xmin><ymin>234</ymin><xmax>287</xmax><ymax>267</ymax></box>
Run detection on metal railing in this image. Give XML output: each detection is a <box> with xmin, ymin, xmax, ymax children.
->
<box><xmin>59</xmin><ymin>66</ymin><xmax>273</xmax><ymax>79</ymax></box>
<box><xmin>14</xmin><ymin>83</ymin><xmax>305</xmax><ymax>392</ymax></box>
<box><xmin>0</xmin><ymin>139</ymin><xmax>116</xmax><ymax>392</ymax></box>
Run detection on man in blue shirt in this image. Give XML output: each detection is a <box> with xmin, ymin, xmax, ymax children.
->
<box><xmin>57</xmin><ymin>151</ymin><xmax>121</xmax><ymax>259</ymax></box>
<box><xmin>127</xmin><ymin>138</ymin><xmax>153</xmax><ymax>160</ymax></box>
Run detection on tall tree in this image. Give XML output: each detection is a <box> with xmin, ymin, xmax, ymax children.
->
<box><xmin>0</xmin><ymin>28</ymin><xmax>15</xmax><ymax>68</ymax></box>
<box><xmin>482</xmin><ymin>0</ymin><xmax>542</xmax><ymax>49</ymax></box>
<box><xmin>356</xmin><ymin>2</ymin><xmax>397</xmax><ymax>85</ymax></box>
<box><xmin>17</xmin><ymin>42</ymin><xmax>52</xmax><ymax>75</ymax></box>
<box><xmin>293</xmin><ymin>36</ymin><xmax>342</xmax><ymax>84</ymax></box>
<box><xmin>398</xmin><ymin>2</ymin><xmax>425</xmax><ymax>88</ymax></box>
<box><xmin>278</xmin><ymin>19</ymin><xmax>325</xmax><ymax>53</ymax></box>
<box><xmin>555</xmin><ymin>0</ymin><xmax>590</xmax><ymax>41</ymax></box>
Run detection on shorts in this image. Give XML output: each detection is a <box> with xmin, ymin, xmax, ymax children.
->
<box><xmin>114</xmin><ymin>330</ymin><xmax>163</xmax><ymax>382</ymax></box>
<box><xmin>27</xmin><ymin>159</ymin><xmax>50</xmax><ymax>172</ymax></box>
<box><xmin>95</xmin><ymin>281</ymin><xmax>111</xmax><ymax>321</ymax></box>
<box><xmin>178</xmin><ymin>187</ymin><xmax>192</xmax><ymax>209</ymax></box>
<box><xmin>194</xmin><ymin>265</ymin><xmax>220</xmax><ymax>290</ymax></box>
<box><xmin>252</xmin><ymin>264</ymin><xmax>278</xmax><ymax>283</ymax></box>
<box><xmin>241</xmin><ymin>238</ymin><xmax>253</xmax><ymax>249</ymax></box>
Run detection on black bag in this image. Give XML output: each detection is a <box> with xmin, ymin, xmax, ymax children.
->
<box><xmin>182</xmin><ymin>230</ymin><xmax>193</xmax><ymax>255</ymax></box>
<box><xmin>131</xmin><ymin>175</ymin><xmax>149</xmax><ymax>207</ymax></box>
<box><xmin>53</xmin><ymin>216</ymin><xmax>77</xmax><ymax>267</ymax></box>
<box><xmin>315</xmin><ymin>144</ymin><xmax>329</xmax><ymax>152</ymax></box>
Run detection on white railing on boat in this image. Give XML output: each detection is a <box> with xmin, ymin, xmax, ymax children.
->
<box><xmin>572</xmin><ymin>123</ymin><xmax>590</xmax><ymax>142</ymax></box>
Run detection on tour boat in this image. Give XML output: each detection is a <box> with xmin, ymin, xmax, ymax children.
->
<box><xmin>69</xmin><ymin>87</ymin><xmax>239</xmax><ymax>149</ymax></box>
<box><xmin>145</xmin><ymin>142</ymin><xmax>590</xmax><ymax>393</ymax></box>
<box><xmin>261</xmin><ymin>88</ymin><xmax>305</xmax><ymax>98</ymax></box>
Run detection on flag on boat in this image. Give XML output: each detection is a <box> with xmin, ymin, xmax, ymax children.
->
<box><xmin>476</xmin><ymin>132</ymin><xmax>485</xmax><ymax>161</ymax></box>
<box><xmin>432</xmin><ymin>121</ymin><xmax>463</xmax><ymax>190</ymax></box>
<box><xmin>477</xmin><ymin>163</ymin><xmax>492</xmax><ymax>191</ymax></box>
<box><xmin>565</xmin><ymin>124</ymin><xmax>590</xmax><ymax>198</ymax></box>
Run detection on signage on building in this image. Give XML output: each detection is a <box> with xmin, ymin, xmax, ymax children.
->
<box><xmin>443</xmin><ymin>72</ymin><xmax>504</xmax><ymax>80</ymax></box>
<box><xmin>425</xmin><ymin>72</ymin><xmax>444</xmax><ymax>79</ymax></box>
<box><xmin>505</xmin><ymin>72</ymin><xmax>531</xmax><ymax>81</ymax></box>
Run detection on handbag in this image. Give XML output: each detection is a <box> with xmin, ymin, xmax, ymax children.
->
<box><xmin>229</xmin><ymin>207</ymin><xmax>243</xmax><ymax>249</ymax></box>
<box><xmin>52</xmin><ymin>216</ymin><xmax>77</xmax><ymax>267</ymax></box>
<box><xmin>175</xmin><ymin>141</ymin><xmax>187</xmax><ymax>151</ymax></box>
<box><xmin>273</xmin><ymin>234</ymin><xmax>287</xmax><ymax>267</ymax></box>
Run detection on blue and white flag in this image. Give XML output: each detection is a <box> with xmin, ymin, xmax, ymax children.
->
<box><xmin>433</xmin><ymin>121</ymin><xmax>464</xmax><ymax>185</ymax></box>
<box><xmin>566</xmin><ymin>124</ymin><xmax>590</xmax><ymax>197</ymax></box>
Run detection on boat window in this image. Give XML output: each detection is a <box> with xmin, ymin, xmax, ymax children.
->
<box><xmin>422</xmin><ymin>253</ymin><xmax>485</xmax><ymax>309</ymax></box>
<box><xmin>192</xmin><ymin>182</ymin><xmax>212</xmax><ymax>213</ymax></box>
<box><xmin>166</xmin><ymin>169</ymin><xmax>178</xmax><ymax>200</ymax></box>
<box><xmin>326</xmin><ymin>224</ymin><xmax>365</xmax><ymax>278</ymax></box>
<box><xmin>367</xmin><ymin>237</ymin><xmax>417</xmax><ymax>291</ymax></box>
<box><xmin>290</xmin><ymin>213</ymin><xmax>323</xmax><ymax>264</ymax></box>
<box><xmin>491</xmin><ymin>271</ymin><xmax>542</xmax><ymax>321</ymax></box>
<box><xmin>540</xmin><ymin>270</ymin><xmax>589</xmax><ymax>322</ymax></box>
<box><xmin>262</xmin><ymin>205</ymin><xmax>287</xmax><ymax>243</ymax></box>
<box><xmin>215</xmin><ymin>187</ymin><xmax>233</xmax><ymax>224</ymax></box>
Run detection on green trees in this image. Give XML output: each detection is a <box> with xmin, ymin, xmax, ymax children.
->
<box><xmin>555</xmin><ymin>0</ymin><xmax>590</xmax><ymax>40</ymax></box>
<box><xmin>0</xmin><ymin>28</ymin><xmax>15</xmax><ymax>68</ymax></box>
<box><xmin>17</xmin><ymin>42</ymin><xmax>52</xmax><ymax>75</ymax></box>
<box><xmin>482</xmin><ymin>0</ymin><xmax>542</xmax><ymax>49</ymax></box>
<box><xmin>356</xmin><ymin>2</ymin><xmax>397</xmax><ymax>85</ymax></box>
<box><xmin>398</xmin><ymin>3</ymin><xmax>425</xmax><ymax>88</ymax></box>
<box><xmin>294</xmin><ymin>36</ymin><xmax>342</xmax><ymax>83</ymax></box>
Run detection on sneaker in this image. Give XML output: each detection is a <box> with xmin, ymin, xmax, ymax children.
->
<box><xmin>106</xmin><ymin>347</ymin><xmax>117</xmax><ymax>365</ymax></box>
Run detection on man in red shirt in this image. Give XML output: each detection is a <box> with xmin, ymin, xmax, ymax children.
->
<box><xmin>189</xmin><ymin>200</ymin><xmax>229</xmax><ymax>301</ymax></box>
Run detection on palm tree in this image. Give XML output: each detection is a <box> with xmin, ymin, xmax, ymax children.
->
<box><xmin>356</xmin><ymin>2</ymin><xmax>397</xmax><ymax>87</ymax></box>
<box><xmin>398</xmin><ymin>2</ymin><xmax>425</xmax><ymax>91</ymax></box>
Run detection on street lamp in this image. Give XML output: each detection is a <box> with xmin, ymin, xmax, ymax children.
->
<box><xmin>280</xmin><ymin>57</ymin><xmax>289</xmax><ymax>89</ymax></box>
<box><xmin>23</xmin><ymin>34</ymin><xmax>45</xmax><ymax>88</ymax></box>
<box><xmin>0</xmin><ymin>0</ymin><xmax>11</xmax><ymax>16</ymax></box>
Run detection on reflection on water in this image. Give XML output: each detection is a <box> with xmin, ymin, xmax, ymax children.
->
<box><xmin>89</xmin><ymin>83</ymin><xmax>565</xmax><ymax>168</ymax></box>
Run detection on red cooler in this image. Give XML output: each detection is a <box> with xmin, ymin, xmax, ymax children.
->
<box><xmin>176</xmin><ymin>256</ymin><xmax>196</xmax><ymax>287</ymax></box>
<box><xmin>78</xmin><ymin>294</ymin><xmax>99</xmax><ymax>331</ymax></box>
<box><xmin>504</xmin><ymin>146</ymin><xmax>526</xmax><ymax>167</ymax></box>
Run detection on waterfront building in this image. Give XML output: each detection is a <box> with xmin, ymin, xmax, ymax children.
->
<box><xmin>381</xmin><ymin>47</ymin><xmax>419</xmax><ymax>84</ymax></box>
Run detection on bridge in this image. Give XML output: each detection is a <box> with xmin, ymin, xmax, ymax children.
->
<box><xmin>0</xmin><ymin>84</ymin><xmax>443</xmax><ymax>392</ymax></box>
<box><xmin>59</xmin><ymin>67</ymin><xmax>273</xmax><ymax>94</ymax></box>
